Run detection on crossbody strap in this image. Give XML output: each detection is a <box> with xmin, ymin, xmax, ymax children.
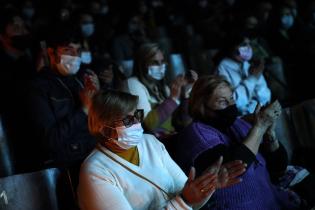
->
<box><xmin>97</xmin><ymin>146</ymin><xmax>171</xmax><ymax>199</ymax></box>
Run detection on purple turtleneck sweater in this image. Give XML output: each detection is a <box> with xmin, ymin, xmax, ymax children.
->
<box><xmin>173</xmin><ymin>119</ymin><xmax>300</xmax><ymax>210</ymax></box>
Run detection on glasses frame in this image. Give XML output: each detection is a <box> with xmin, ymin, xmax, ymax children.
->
<box><xmin>114</xmin><ymin>109</ymin><xmax>144</xmax><ymax>128</ymax></box>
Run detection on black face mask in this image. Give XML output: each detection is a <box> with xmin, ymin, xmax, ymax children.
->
<box><xmin>11</xmin><ymin>35</ymin><xmax>32</xmax><ymax>50</ymax></box>
<box><xmin>206</xmin><ymin>104</ymin><xmax>239</xmax><ymax>130</ymax></box>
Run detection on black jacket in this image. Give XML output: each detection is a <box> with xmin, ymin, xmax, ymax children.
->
<box><xmin>24</xmin><ymin>67</ymin><xmax>96</xmax><ymax>169</ymax></box>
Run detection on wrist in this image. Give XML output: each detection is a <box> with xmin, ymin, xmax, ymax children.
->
<box><xmin>180</xmin><ymin>192</ymin><xmax>192</xmax><ymax>206</ymax></box>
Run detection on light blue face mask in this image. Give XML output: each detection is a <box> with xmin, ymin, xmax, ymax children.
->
<box><xmin>281</xmin><ymin>15</ymin><xmax>294</xmax><ymax>29</ymax></box>
<box><xmin>81</xmin><ymin>51</ymin><xmax>92</xmax><ymax>64</ymax></box>
<box><xmin>81</xmin><ymin>23</ymin><xmax>95</xmax><ymax>37</ymax></box>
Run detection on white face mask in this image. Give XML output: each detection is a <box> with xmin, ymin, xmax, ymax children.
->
<box><xmin>116</xmin><ymin>123</ymin><xmax>143</xmax><ymax>149</ymax></box>
<box><xmin>60</xmin><ymin>55</ymin><xmax>81</xmax><ymax>75</ymax></box>
<box><xmin>148</xmin><ymin>64</ymin><xmax>166</xmax><ymax>80</ymax></box>
<box><xmin>81</xmin><ymin>51</ymin><xmax>92</xmax><ymax>64</ymax></box>
<box><xmin>113</xmin><ymin>123</ymin><xmax>144</xmax><ymax>149</ymax></box>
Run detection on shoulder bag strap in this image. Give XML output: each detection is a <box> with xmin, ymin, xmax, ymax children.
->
<box><xmin>97</xmin><ymin>146</ymin><xmax>171</xmax><ymax>199</ymax></box>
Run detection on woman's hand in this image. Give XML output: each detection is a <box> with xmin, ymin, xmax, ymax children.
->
<box><xmin>84</xmin><ymin>69</ymin><xmax>100</xmax><ymax>91</ymax></box>
<box><xmin>249</xmin><ymin>58</ymin><xmax>264</xmax><ymax>78</ymax></box>
<box><xmin>255</xmin><ymin>100</ymin><xmax>281</xmax><ymax>131</ymax></box>
<box><xmin>170</xmin><ymin>75</ymin><xmax>187</xmax><ymax>100</ymax></box>
<box><xmin>181</xmin><ymin>157</ymin><xmax>223</xmax><ymax>206</ymax></box>
<box><xmin>263</xmin><ymin>121</ymin><xmax>280</xmax><ymax>152</ymax></box>
<box><xmin>182</xmin><ymin>70</ymin><xmax>199</xmax><ymax>99</ymax></box>
<box><xmin>216</xmin><ymin>160</ymin><xmax>247</xmax><ymax>189</ymax></box>
<box><xmin>99</xmin><ymin>66</ymin><xmax>114</xmax><ymax>85</ymax></box>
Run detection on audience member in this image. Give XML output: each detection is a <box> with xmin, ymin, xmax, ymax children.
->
<box><xmin>173</xmin><ymin>75</ymin><xmax>314</xmax><ymax>209</ymax></box>
<box><xmin>78</xmin><ymin>89</ymin><xmax>246</xmax><ymax>210</ymax></box>
<box><xmin>23</xmin><ymin>25</ymin><xmax>98</xmax><ymax>172</ymax></box>
<box><xmin>216</xmin><ymin>34</ymin><xmax>271</xmax><ymax>115</ymax></box>
<box><xmin>124</xmin><ymin>43</ymin><xmax>196</xmax><ymax>138</ymax></box>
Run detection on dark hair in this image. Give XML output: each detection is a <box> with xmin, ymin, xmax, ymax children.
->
<box><xmin>88</xmin><ymin>90</ymin><xmax>138</xmax><ymax>140</ymax></box>
<box><xmin>189</xmin><ymin>75</ymin><xmax>231</xmax><ymax>122</ymax></box>
<box><xmin>91</xmin><ymin>56</ymin><xmax>126</xmax><ymax>90</ymax></box>
<box><xmin>45</xmin><ymin>23</ymin><xmax>80</xmax><ymax>48</ymax></box>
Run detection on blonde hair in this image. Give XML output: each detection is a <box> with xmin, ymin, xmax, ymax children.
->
<box><xmin>88</xmin><ymin>90</ymin><xmax>138</xmax><ymax>140</ymax></box>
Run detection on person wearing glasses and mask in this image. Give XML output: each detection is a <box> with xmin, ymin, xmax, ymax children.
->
<box><xmin>172</xmin><ymin>75</ymin><xmax>304</xmax><ymax>210</ymax></box>
<box><xmin>22</xmin><ymin>25</ymin><xmax>99</xmax><ymax>173</ymax></box>
<box><xmin>216</xmin><ymin>34</ymin><xmax>271</xmax><ymax>116</ymax></box>
<box><xmin>124</xmin><ymin>43</ymin><xmax>197</xmax><ymax>138</ymax></box>
<box><xmin>78</xmin><ymin>89</ymin><xmax>247</xmax><ymax>210</ymax></box>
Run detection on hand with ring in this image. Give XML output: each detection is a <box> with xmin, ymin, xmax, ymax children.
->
<box><xmin>180</xmin><ymin>157</ymin><xmax>223</xmax><ymax>207</ymax></box>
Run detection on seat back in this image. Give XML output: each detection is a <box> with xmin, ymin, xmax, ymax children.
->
<box><xmin>0</xmin><ymin>168</ymin><xmax>77</xmax><ymax>210</ymax></box>
<box><xmin>0</xmin><ymin>117</ymin><xmax>14</xmax><ymax>177</ymax></box>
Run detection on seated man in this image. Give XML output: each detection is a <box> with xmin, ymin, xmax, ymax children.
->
<box><xmin>23</xmin><ymin>24</ymin><xmax>99</xmax><ymax>172</ymax></box>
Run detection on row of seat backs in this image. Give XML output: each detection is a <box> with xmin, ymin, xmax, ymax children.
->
<box><xmin>0</xmin><ymin>167</ymin><xmax>78</xmax><ymax>210</ymax></box>
<box><xmin>275</xmin><ymin>98</ymin><xmax>315</xmax><ymax>170</ymax></box>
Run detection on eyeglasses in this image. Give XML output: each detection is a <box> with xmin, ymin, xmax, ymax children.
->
<box><xmin>115</xmin><ymin>109</ymin><xmax>144</xmax><ymax>128</ymax></box>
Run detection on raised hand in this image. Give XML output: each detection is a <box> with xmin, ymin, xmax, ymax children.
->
<box><xmin>80</xmin><ymin>70</ymin><xmax>100</xmax><ymax>114</ymax></box>
<box><xmin>181</xmin><ymin>167</ymin><xmax>217</xmax><ymax>206</ymax></box>
<box><xmin>216</xmin><ymin>160</ymin><xmax>247</xmax><ymax>189</ymax></box>
<box><xmin>255</xmin><ymin>100</ymin><xmax>281</xmax><ymax>131</ymax></box>
<box><xmin>170</xmin><ymin>75</ymin><xmax>187</xmax><ymax>100</ymax></box>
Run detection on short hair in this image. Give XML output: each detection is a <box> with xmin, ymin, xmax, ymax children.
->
<box><xmin>88</xmin><ymin>90</ymin><xmax>138</xmax><ymax>140</ymax></box>
<box><xmin>189</xmin><ymin>75</ymin><xmax>232</xmax><ymax>122</ymax></box>
<box><xmin>45</xmin><ymin>23</ymin><xmax>80</xmax><ymax>48</ymax></box>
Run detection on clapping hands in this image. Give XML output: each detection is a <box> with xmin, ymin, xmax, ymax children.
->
<box><xmin>181</xmin><ymin>157</ymin><xmax>246</xmax><ymax>207</ymax></box>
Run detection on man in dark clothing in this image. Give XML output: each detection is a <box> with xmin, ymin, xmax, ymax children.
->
<box><xmin>22</xmin><ymin>25</ymin><xmax>98</xmax><ymax>173</ymax></box>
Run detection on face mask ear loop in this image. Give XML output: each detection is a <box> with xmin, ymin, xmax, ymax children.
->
<box><xmin>99</xmin><ymin>124</ymin><xmax>117</xmax><ymax>140</ymax></box>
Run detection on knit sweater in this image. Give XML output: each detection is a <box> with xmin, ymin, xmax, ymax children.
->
<box><xmin>174</xmin><ymin>119</ymin><xmax>300</xmax><ymax>210</ymax></box>
<box><xmin>78</xmin><ymin>134</ymin><xmax>192</xmax><ymax>210</ymax></box>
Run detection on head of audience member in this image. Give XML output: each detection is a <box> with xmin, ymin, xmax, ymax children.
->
<box><xmin>256</xmin><ymin>1</ymin><xmax>273</xmax><ymax>23</ymax></box>
<box><xmin>273</xmin><ymin>4</ymin><xmax>295</xmax><ymax>30</ymax></box>
<box><xmin>126</xmin><ymin>13</ymin><xmax>146</xmax><ymax>39</ymax></box>
<box><xmin>133</xmin><ymin>43</ymin><xmax>167</xmax><ymax>82</ymax></box>
<box><xmin>92</xmin><ymin>57</ymin><xmax>126</xmax><ymax>89</ymax></box>
<box><xmin>283</xmin><ymin>0</ymin><xmax>298</xmax><ymax>17</ymax></box>
<box><xmin>243</xmin><ymin>15</ymin><xmax>259</xmax><ymax>39</ymax></box>
<box><xmin>88</xmin><ymin>89</ymin><xmax>144</xmax><ymax>151</ymax></box>
<box><xmin>21</xmin><ymin>0</ymin><xmax>36</xmax><ymax>20</ymax></box>
<box><xmin>133</xmin><ymin>43</ymin><xmax>169</xmax><ymax>101</ymax></box>
<box><xmin>0</xmin><ymin>9</ymin><xmax>31</xmax><ymax>54</ymax></box>
<box><xmin>225</xmin><ymin>34</ymin><xmax>253</xmax><ymax>63</ymax></box>
<box><xmin>46</xmin><ymin>25</ymin><xmax>82</xmax><ymax>76</ymax></box>
<box><xmin>79</xmin><ymin>12</ymin><xmax>95</xmax><ymax>38</ymax></box>
<box><xmin>189</xmin><ymin>75</ymin><xmax>238</xmax><ymax>130</ymax></box>
<box><xmin>89</xmin><ymin>0</ymin><xmax>109</xmax><ymax>16</ymax></box>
